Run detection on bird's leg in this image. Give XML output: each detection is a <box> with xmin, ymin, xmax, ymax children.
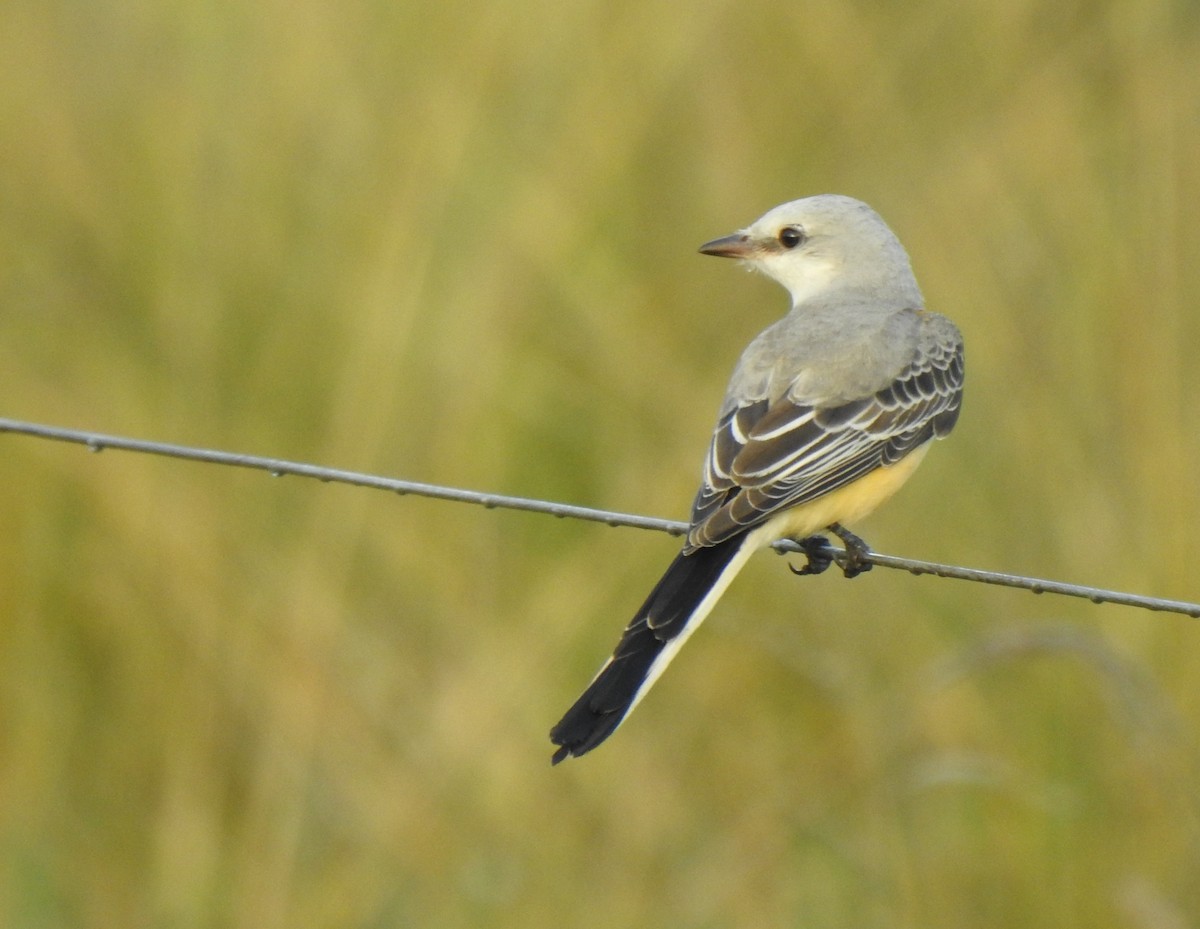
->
<box><xmin>828</xmin><ymin>523</ymin><xmax>873</xmax><ymax>578</ymax></box>
<box><xmin>788</xmin><ymin>534</ymin><xmax>837</xmax><ymax>576</ymax></box>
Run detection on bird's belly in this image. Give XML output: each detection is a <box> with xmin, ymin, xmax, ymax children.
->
<box><xmin>756</xmin><ymin>443</ymin><xmax>931</xmax><ymax>545</ymax></box>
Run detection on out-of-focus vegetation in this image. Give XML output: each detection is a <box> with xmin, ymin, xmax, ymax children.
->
<box><xmin>2</xmin><ymin>0</ymin><xmax>1200</xmax><ymax>926</ymax></box>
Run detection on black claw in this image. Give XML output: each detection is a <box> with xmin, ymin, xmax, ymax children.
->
<box><xmin>788</xmin><ymin>535</ymin><xmax>836</xmax><ymax>576</ymax></box>
<box><xmin>829</xmin><ymin>523</ymin><xmax>873</xmax><ymax>578</ymax></box>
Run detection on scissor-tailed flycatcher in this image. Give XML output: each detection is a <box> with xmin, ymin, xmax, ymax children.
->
<box><xmin>550</xmin><ymin>195</ymin><xmax>964</xmax><ymax>764</ymax></box>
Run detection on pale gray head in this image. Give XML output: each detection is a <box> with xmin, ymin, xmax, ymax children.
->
<box><xmin>699</xmin><ymin>195</ymin><xmax>922</xmax><ymax>308</ymax></box>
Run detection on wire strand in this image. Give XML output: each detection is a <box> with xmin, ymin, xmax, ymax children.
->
<box><xmin>3</xmin><ymin>415</ymin><xmax>1198</xmax><ymax>619</ymax></box>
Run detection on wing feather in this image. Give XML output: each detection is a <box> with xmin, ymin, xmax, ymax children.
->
<box><xmin>686</xmin><ymin>318</ymin><xmax>963</xmax><ymax>551</ymax></box>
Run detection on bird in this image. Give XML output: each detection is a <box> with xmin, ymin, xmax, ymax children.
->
<box><xmin>549</xmin><ymin>194</ymin><xmax>963</xmax><ymax>764</ymax></box>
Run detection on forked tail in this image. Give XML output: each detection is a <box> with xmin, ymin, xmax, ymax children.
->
<box><xmin>550</xmin><ymin>533</ymin><xmax>753</xmax><ymax>763</ymax></box>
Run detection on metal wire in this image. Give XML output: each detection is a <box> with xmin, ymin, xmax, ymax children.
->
<box><xmin>3</xmin><ymin>415</ymin><xmax>1198</xmax><ymax>619</ymax></box>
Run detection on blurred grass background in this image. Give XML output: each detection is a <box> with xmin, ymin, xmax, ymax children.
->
<box><xmin>2</xmin><ymin>0</ymin><xmax>1200</xmax><ymax>926</ymax></box>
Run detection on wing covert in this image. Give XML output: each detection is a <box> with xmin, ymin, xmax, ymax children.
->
<box><xmin>686</xmin><ymin>319</ymin><xmax>963</xmax><ymax>550</ymax></box>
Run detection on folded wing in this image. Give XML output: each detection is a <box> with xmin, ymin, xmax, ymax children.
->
<box><xmin>687</xmin><ymin>324</ymin><xmax>963</xmax><ymax>550</ymax></box>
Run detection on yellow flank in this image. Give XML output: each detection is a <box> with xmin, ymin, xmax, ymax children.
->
<box><xmin>757</xmin><ymin>445</ymin><xmax>931</xmax><ymax>545</ymax></box>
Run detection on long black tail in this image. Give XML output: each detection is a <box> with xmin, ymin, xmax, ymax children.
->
<box><xmin>550</xmin><ymin>534</ymin><xmax>750</xmax><ymax>763</ymax></box>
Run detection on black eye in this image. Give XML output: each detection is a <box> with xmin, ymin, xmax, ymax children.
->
<box><xmin>778</xmin><ymin>226</ymin><xmax>805</xmax><ymax>249</ymax></box>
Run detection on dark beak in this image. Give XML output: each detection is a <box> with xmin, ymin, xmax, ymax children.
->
<box><xmin>698</xmin><ymin>232</ymin><xmax>755</xmax><ymax>259</ymax></box>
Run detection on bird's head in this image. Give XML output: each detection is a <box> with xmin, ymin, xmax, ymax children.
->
<box><xmin>699</xmin><ymin>194</ymin><xmax>920</xmax><ymax>307</ymax></box>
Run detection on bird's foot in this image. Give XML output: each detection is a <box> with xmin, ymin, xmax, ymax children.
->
<box><xmin>829</xmin><ymin>523</ymin><xmax>873</xmax><ymax>578</ymax></box>
<box><xmin>788</xmin><ymin>535</ymin><xmax>837</xmax><ymax>576</ymax></box>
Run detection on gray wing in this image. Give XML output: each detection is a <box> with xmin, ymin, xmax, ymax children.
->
<box><xmin>686</xmin><ymin>318</ymin><xmax>963</xmax><ymax>551</ymax></box>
